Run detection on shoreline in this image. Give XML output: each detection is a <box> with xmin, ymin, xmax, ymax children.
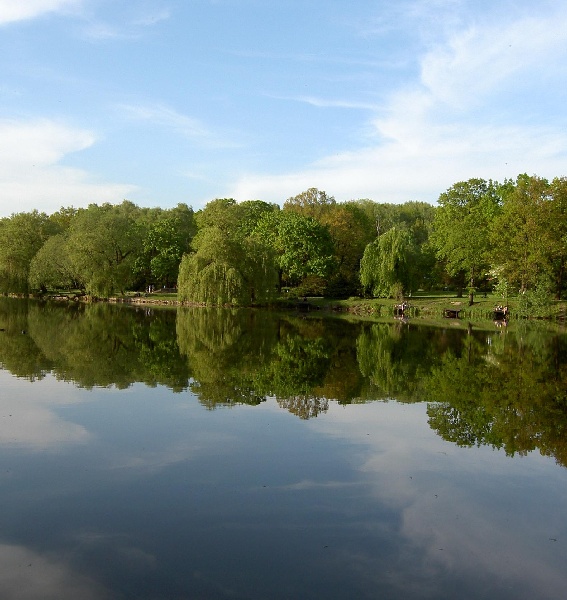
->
<box><xmin>10</xmin><ymin>292</ymin><xmax>567</xmax><ymax>323</ymax></box>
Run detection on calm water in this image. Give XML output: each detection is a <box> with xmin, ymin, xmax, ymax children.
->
<box><xmin>0</xmin><ymin>298</ymin><xmax>566</xmax><ymax>599</ymax></box>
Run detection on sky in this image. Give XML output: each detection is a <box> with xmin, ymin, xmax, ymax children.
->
<box><xmin>0</xmin><ymin>0</ymin><xmax>566</xmax><ymax>216</ymax></box>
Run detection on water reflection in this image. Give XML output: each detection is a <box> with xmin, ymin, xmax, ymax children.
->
<box><xmin>1</xmin><ymin>298</ymin><xmax>567</xmax><ymax>599</ymax></box>
<box><xmin>1</xmin><ymin>297</ymin><xmax>567</xmax><ymax>465</ymax></box>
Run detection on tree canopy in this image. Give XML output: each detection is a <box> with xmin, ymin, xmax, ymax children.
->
<box><xmin>0</xmin><ymin>175</ymin><xmax>565</xmax><ymax>308</ymax></box>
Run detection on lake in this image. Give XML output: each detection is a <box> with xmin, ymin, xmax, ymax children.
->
<box><xmin>0</xmin><ymin>297</ymin><xmax>566</xmax><ymax>599</ymax></box>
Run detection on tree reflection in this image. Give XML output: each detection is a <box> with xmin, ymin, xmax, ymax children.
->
<box><xmin>425</xmin><ymin>325</ymin><xmax>567</xmax><ymax>466</ymax></box>
<box><xmin>355</xmin><ymin>322</ymin><xmax>451</xmax><ymax>402</ymax></box>
<box><xmin>0</xmin><ymin>298</ymin><xmax>53</xmax><ymax>380</ymax></box>
<box><xmin>0</xmin><ymin>298</ymin><xmax>189</xmax><ymax>390</ymax></box>
<box><xmin>176</xmin><ymin>307</ymin><xmax>277</xmax><ymax>407</ymax></box>
<box><xmin>1</xmin><ymin>298</ymin><xmax>567</xmax><ymax>464</ymax></box>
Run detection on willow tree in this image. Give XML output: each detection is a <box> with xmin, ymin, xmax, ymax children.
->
<box><xmin>177</xmin><ymin>200</ymin><xmax>278</xmax><ymax>306</ymax></box>
<box><xmin>359</xmin><ymin>227</ymin><xmax>416</xmax><ymax>298</ymax></box>
<box><xmin>28</xmin><ymin>232</ymin><xmax>76</xmax><ymax>292</ymax></box>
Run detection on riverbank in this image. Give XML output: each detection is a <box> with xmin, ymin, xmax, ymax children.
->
<box><xmin>24</xmin><ymin>290</ymin><xmax>567</xmax><ymax>321</ymax></box>
<box><xmin>308</xmin><ymin>294</ymin><xmax>567</xmax><ymax>321</ymax></box>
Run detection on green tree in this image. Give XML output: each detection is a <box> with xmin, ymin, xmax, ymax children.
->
<box><xmin>0</xmin><ymin>210</ymin><xmax>60</xmax><ymax>293</ymax></box>
<box><xmin>431</xmin><ymin>178</ymin><xmax>501</xmax><ymax>304</ymax></box>
<box><xmin>235</xmin><ymin>200</ymin><xmax>278</xmax><ymax>236</ymax></box>
<box><xmin>490</xmin><ymin>174</ymin><xmax>553</xmax><ymax>294</ymax></box>
<box><xmin>177</xmin><ymin>199</ymin><xmax>277</xmax><ymax>305</ymax></box>
<box><xmin>545</xmin><ymin>177</ymin><xmax>567</xmax><ymax>298</ymax></box>
<box><xmin>283</xmin><ymin>187</ymin><xmax>336</xmax><ymax>220</ymax></box>
<box><xmin>49</xmin><ymin>206</ymin><xmax>79</xmax><ymax>231</ymax></box>
<box><xmin>359</xmin><ymin>227</ymin><xmax>417</xmax><ymax>298</ymax></box>
<box><xmin>253</xmin><ymin>210</ymin><xmax>335</xmax><ymax>292</ymax></box>
<box><xmin>134</xmin><ymin>204</ymin><xmax>196</xmax><ymax>288</ymax></box>
<box><xmin>321</xmin><ymin>203</ymin><xmax>375</xmax><ymax>297</ymax></box>
<box><xmin>28</xmin><ymin>232</ymin><xmax>76</xmax><ymax>292</ymax></box>
<box><xmin>65</xmin><ymin>201</ymin><xmax>143</xmax><ymax>296</ymax></box>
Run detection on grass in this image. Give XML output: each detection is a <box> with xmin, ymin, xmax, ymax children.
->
<box><xmin>307</xmin><ymin>292</ymin><xmax>567</xmax><ymax>322</ymax></box>
<box><xmin>34</xmin><ymin>288</ymin><xmax>567</xmax><ymax>322</ymax></box>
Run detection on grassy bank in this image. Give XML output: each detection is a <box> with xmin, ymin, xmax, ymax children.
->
<box><xmin>306</xmin><ymin>292</ymin><xmax>567</xmax><ymax>322</ymax></box>
<box><xmin>23</xmin><ymin>289</ymin><xmax>567</xmax><ymax>322</ymax></box>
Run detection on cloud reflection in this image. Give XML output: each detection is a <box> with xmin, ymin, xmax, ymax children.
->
<box><xmin>0</xmin><ymin>543</ymin><xmax>111</xmax><ymax>600</ymax></box>
<box><xmin>0</xmin><ymin>372</ymin><xmax>91</xmax><ymax>450</ymax></box>
<box><xmin>308</xmin><ymin>401</ymin><xmax>567</xmax><ymax>599</ymax></box>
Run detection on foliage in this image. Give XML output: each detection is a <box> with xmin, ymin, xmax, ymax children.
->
<box><xmin>63</xmin><ymin>201</ymin><xmax>143</xmax><ymax>296</ymax></box>
<box><xmin>1</xmin><ymin>173</ymin><xmax>566</xmax><ymax>314</ymax></box>
<box><xmin>359</xmin><ymin>227</ymin><xmax>417</xmax><ymax>298</ymax></box>
<box><xmin>490</xmin><ymin>174</ymin><xmax>552</xmax><ymax>294</ymax></box>
<box><xmin>29</xmin><ymin>232</ymin><xmax>76</xmax><ymax>291</ymax></box>
<box><xmin>431</xmin><ymin>178</ymin><xmax>502</xmax><ymax>303</ymax></box>
<box><xmin>0</xmin><ymin>210</ymin><xmax>60</xmax><ymax>293</ymax></box>
<box><xmin>321</xmin><ymin>203</ymin><xmax>375</xmax><ymax>297</ymax></box>
<box><xmin>177</xmin><ymin>200</ymin><xmax>277</xmax><ymax>305</ymax></box>
<box><xmin>253</xmin><ymin>210</ymin><xmax>335</xmax><ymax>290</ymax></box>
<box><xmin>283</xmin><ymin>187</ymin><xmax>336</xmax><ymax>220</ymax></box>
<box><xmin>134</xmin><ymin>204</ymin><xmax>196</xmax><ymax>288</ymax></box>
<box><xmin>517</xmin><ymin>277</ymin><xmax>553</xmax><ymax>318</ymax></box>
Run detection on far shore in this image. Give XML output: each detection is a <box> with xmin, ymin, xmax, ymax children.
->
<box><xmin>10</xmin><ymin>290</ymin><xmax>567</xmax><ymax>323</ymax></box>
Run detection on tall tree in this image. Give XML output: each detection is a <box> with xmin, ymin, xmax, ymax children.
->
<box><xmin>134</xmin><ymin>203</ymin><xmax>196</xmax><ymax>288</ymax></box>
<box><xmin>490</xmin><ymin>174</ymin><xmax>552</xmax><ymax>294</ymax></box>
<box><xmin>177</xmin><ymin>199</ymin><xmax>277</xmax><ymax>305</ymax></box>
<box><xmin>321</xmin><ymin>203</ymin><xmax>375</xmax><ymax>297</ymax></box>
<box><xmin>0</xmin><ymin>210</ymin><xmax>59</xmax><ymax>293</ymax></box>
<box><xmin>283</xmin><ymin>188</ymin><xmax>336</xmax><ymax>220</ymax></box>
<box><xmin>65</xmin><ymin>202</ymin><xmax>143</xmax><ymax>296</ymax></box>
<box><xmin>28</xmin><ymin>232</ymin><xmax>76</xmax><ymax>292</ymax></box>
<box><xmin>548</xmin><ymin>177</ymin><xmax>567</xmax><ymax>298</ymax></box>
<box><xmin>431</xmin><ymin>178</ymin><xmax>501</xmax><ymax>304</ymax></box>
<box><xmin>359</xmin><ymin>227</ymin><xmax>417</xmax><ymax>298</ymax></box>
<box><xmin>253</xmin><ymin>210</ymin><xmax>335</xmax><ymax>292</ymax></box>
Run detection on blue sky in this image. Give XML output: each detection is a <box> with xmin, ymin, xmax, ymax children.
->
<box><xmin>1</xmin><ymin>0</ymin><xmax>566</xmax><ymax>216</ymax></box>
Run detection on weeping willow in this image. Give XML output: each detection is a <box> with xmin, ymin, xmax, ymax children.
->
<box><xmin>177</xmin><ymin>231</ymin><xmax>278</xmax><ymax>306</ymax></box>
<box><xmin>359</xmin><ymin>226</ymin><xmax>416</xmax><ymax>298</ymax></box>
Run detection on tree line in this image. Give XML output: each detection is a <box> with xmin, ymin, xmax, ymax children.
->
<box><xmin>1</xmin><ymin>173</ymin><xmax>566</xmax><ymax>303</ymax></box>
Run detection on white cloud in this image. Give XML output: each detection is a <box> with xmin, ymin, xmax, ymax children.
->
<box><xmin>421</xmin><ymin>12</ymin><xmax>567</xmax><ymax>109</ymax></box>
<box><xmin>230</xmin><ymin>121</ymin><xmax>567</xmax><ymax>204</ymax></box>
<box><xmin>230</xmin><ymin>8</ymin><xmax>567</xmax><ymax>204</ymax></box>
<box><xmin>0</xmin><ymin>0</ymin><xmax>81</xmax><ymax>24</ymax></box>
<box><xmin>0</xmin><ymin>119</ymin><xmax>136</xmax><ymax>216</ymax></box>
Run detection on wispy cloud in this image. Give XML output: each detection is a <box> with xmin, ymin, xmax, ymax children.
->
<box><xmin>0</xmin><ymin>0</ymin><xmax>82</xmax><ymax>25</ymax></box>
<box><xmin>268</xmin><ymin>94</ymin><xmax>380</xmax><ymax>111</ymax></box>
<box><xmin>230</xmin><ymin>7</ymin><xmax>567</xmax><ymax>204</ymax></box>
<box><xmin>132</xmin><ymin>8</ymin><xmax>170</xmax><ymax>27</ymax></box>
<box><xmin>118</xmin><ymin>102</ymin><xmax>241</xmax><ymax>149</ymax></box>
<box><xmin>0</xmin><ymin>119</ymin><xmax>136</xmax><ymax>215</ymax></box>
<box><xmin>78</xmin><ymin>3</ymin><xmax>171</xmax><ymax>41</ymax></box>
<box><xmin>420</xmin><ymin>10</ymin><xmax>567</xmax><ymax>109</ymax></box>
